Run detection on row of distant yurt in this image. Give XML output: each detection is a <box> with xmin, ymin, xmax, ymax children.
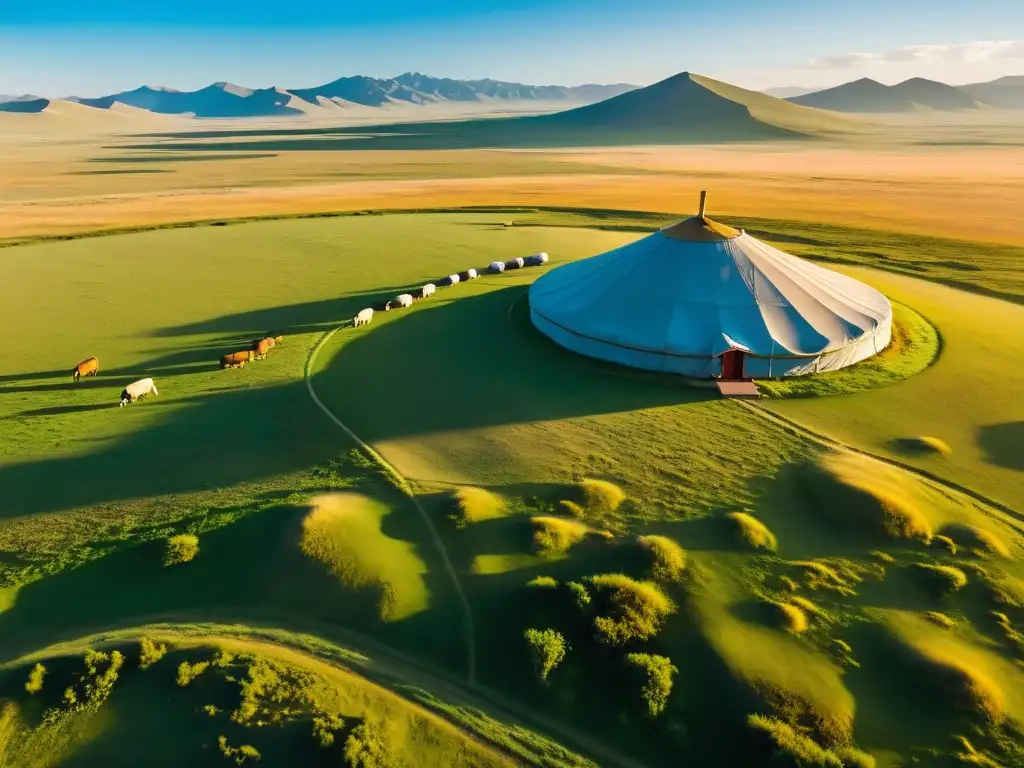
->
<box><xmin>528</xmin><ymin>193</ymin><xmax>892</xmax><ymax>379</ymax></box>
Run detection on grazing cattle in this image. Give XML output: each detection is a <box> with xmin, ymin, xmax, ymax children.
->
<box><xmin>524</xmin><ymin>252</ymin><xmax>549</xmax><ymax>267</ymax></box>
<box><xmin>393</xmin><ymin>293</ymin><xmax>414</xmax><ymax>309</ymax></box>
<box><xmin>72</xmin><ymin>357</ymin><xmax>99</xmax><ymax>382</ymax></box>
<box><xmin>221</xmin><ymin>350</ymin><xmax>254</xmax><ymax>369</ymax></box>
<box><xmin>252</xmin><ymin>338</ymin><xmax>274</xmax><ymax>359</ymax></box>
<box><xmin>421</xmin><ymin>283</ymin><xmax>436</xmax><ymax>299</ymax></box>
<box><xmin>443</xmin><ymin>274</ymin><xmax>460</xmax><ymax>287</ymax></box>
<box><xmin>120</xmin><ymin>377</ymin><xmax>158</xmax><ymax>407</ymax></box>
<box><xmin>488</xmin><ymin>261</ymin><xmax>505</xmax><ymax>274</ymax></box>
<box><xmin>459</xmin><ymin>268</ymin><xmax>479</xmax><ymax>281</ymax></box>
<box><xmin>353</xmin><ymin>308</ymin><xmax>374</xmax><ymax>327</ymax></box>
<box><xmin>506</xmin><ymin>257</ymin><xmax>525</xmax><ymax>270</ymax></box>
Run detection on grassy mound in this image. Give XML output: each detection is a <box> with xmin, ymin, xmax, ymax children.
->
<box><xmin>894</xmin><ymin>436</ymin><xmax>953</xmax><ymax>456</ymax></box>
<box><xmin>636</xmin><ymin>535</ymin><xmax>687</xmax><ymax>582</ymax></box>
<box><xmin>576</xmin><ymin>479</ymin><xmax>625</xmax><ymax>521</ymax></box>
<box><xmin>726</xmin><ymin>512</ymin><xmax>778</xmax><ymax>552</ymax></box>
<box><xmin>807</xmin><ymin>453</ymin><xmax>932</xmax><ymax>542</ymax></box>
<box><xmin>447</xmin><ymin>487</ymin><xmax>506</xmax><ymax>529</ymax></box>
<box><xmin>912</xmin><ymin>563</ymin><xmax>969</xmax><ymax>598</ymax></box>
<box><xmin>747</xmin><ymin>715</ymin><xmax>875</xmax><ymax>768</ymax></box>
<box><xmin>531</xmin><ymin>516</ymin><xmax>591</xmax><ymax>558</ymax></box>
<box><xmin>939</xmin><ymin>524</ymin><xmax>1010</xmax><ymax>558</ymax></box>
<box><xmin>298</xmin><ymin>493</ymin><xmax>429</xmax><ymax>621</ymax></box>
<box><xmin>587</xmin><ymin>573</ymin><xmax>675</xmax><ymax>646</ymax></box>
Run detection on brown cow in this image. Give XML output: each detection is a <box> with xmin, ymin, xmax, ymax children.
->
<box><xmin>251</xmin><ymin>337</ymin><xmax>274</xmax><ymax>359</ymax></box>
<box><xmin>221</xmin><ymin>350</ymin><xmax>254</xmax><ymax>369</ymax></box>
<box><xmin>72</xmin><ymin>357</ymin><xmax>99</xmax><ymax>382</ymax></box>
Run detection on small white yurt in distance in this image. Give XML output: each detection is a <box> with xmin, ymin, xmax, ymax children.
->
<box><xmin>529</xmin><ymin>193</ymin><xmax>892</xmax><ymax>379</ymax></box>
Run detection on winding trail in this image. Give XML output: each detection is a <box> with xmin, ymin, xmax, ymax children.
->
<box><xmin>305</xmin><ymin>321</ymin><xmax>479</xmax><ymax>686</ymax></box>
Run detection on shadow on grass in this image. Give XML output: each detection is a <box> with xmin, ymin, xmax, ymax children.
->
<box><xmin>978</xmin><ymin>422</ymin><xmax>1024</xmax><ymax>471</ymax></box>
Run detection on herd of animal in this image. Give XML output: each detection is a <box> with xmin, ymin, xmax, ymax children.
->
<box><xmin>352</xmin><ymin>252</ymin><xmax>548</xmax><ymax>328</ymax></box>
<box><xmin>70</xmin><ymin>249</ymin><xmax>550</xmax><ymax>408</ymax></box>
<box><xmin>70</xmin><ymin>334</ymin><xmax>283</xmax><ymax>408</ymax></box>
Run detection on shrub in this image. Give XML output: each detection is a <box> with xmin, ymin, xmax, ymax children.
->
<box><xmin>578</xmin><ymin>479</ymin><xmax>625</xmax><ymax>519</ymax></box>
<box><xmin>911</xmin><ymin>563</ymin><xmax>968</xmax><ymax>598</ymax></box>
<box><xmin>531</xmin><ymin>517</ymin><xmax>589</xmax><ymax>558</ymax></box>
<box><xmin>218</xmin><ymin>735</ymin><xmax>262</xmax><ymax>765</ymax></box>
<box><xmin>212</xmin><ymin>650</ymin><xmax>235</xmax><ymax>668</ymax></box>
<box><xmin>139</xmin><ymin>637</ymin><xmax>167</xmax><ymax>670</ymax></box>
<box><xmin>24</xmin><ymin>663</ymin><xmax>45</xmax><ymax>694</ymax></box>
<box><xmin>447</xmin><ymin>487</ymin><xmax>505</xmax><ymax>528</ymax></box>
<box><xmin>636</xmin><ymin>535</ymin><xmax>686</xmax><ymax>582</ymax></box>
<box><xmin>747</xmin><ymin>714</ymin><xmax>875</xmax><ymax>767</ymax></box>
<box><xmin>565</xmin><ymin>581</ymin><xmax>591</xmax><ymax>609</ymax></box>
<box><xmin>204</xmin><ymin>705</ymin><xmax>220</xmax><ymax>716</ymax></box>
<box><xmin>772</xmin><ymin>602</ymin><xmax>809</xmax><ymax>634</ymax></box>
<box><xmin>524</xmin><ymin>628</ymin><xmax>567</xmax><ymax>684</ymax></box>
<box><xmin>344</xmin><ymin>722</ymin><xmax>391</xmax><ymax>768</ymax></box>
<box><xmin>177</xmin><ymin>660</ymin><xmax>211</xmax><ymax>687</ymax></box>
<box><xmin>625</xmin><ymin>653</ymin><xmax>677</xmax><ymax>717</ymax></box>
<box><xmin>587</xmin><ymin>573</ymin><xmax>675</xmax><ymax>646</ymax></box>
<box><xmin>526</xmin><ymin>576</ymin><xmax>558</xmax><ymax>589</ymax></box>
<box><xmin>558</xmin><ymin>500</ymin><xmax>585</xmax><ymax>519</ymax></box>
<box><xmin>312</xmin><ymin>714</ymin><xmax>345</xmax><ymax>747</ymax></box>
<box><xmin>165</xmin><ymin>534</ymin><xmax>200</xmax><ymax>566</ymax></box>
<box><xmin>726</xmin><ymin>512</ymin><xmax>777</xmax><ymax>552</ymax></box>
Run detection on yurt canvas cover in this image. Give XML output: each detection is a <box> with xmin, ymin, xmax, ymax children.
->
<box><xmin>528</xmin><ymin>215</ymin><xmax>892</xmax><ymax>378</ymax></box>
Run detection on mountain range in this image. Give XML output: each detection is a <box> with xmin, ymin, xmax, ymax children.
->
<box><xmin>51</xmin><ymin>73</ymin><xmax>636</xmax><ymax>118</ymax></box>
<box><xmin>785</xmin><ymin>76</ymin><xmax>1024</xmax><ymax>113</ymax></box>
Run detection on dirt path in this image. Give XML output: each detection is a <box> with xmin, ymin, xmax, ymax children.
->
<box><xmin>305</xmin><ymin>320</ymin><xmax>479</xmax><ymax>685</ymax></box>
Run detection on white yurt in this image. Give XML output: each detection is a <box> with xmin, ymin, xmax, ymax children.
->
<box><xmin>529</xmin><ymin>194</ymin><xmax>892</xmax><ymax>379</ymax></box>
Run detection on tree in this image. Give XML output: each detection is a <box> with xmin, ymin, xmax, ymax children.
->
<box><xmin>626</xmin><ymin>653</ymin><xmax>678</xmax><ymax>717</ymax></box>
<box><xmin>523</xmin><ymin>628</ymin><xmax>567</xmax><ymax>684</ymax></box>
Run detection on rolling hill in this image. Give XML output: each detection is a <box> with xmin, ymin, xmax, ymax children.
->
<box><xmin>960</xmin><ymin>75</ymin><xmax>1024</xmax><ymax>109</ymax></box>
<box><xmin>789</xmin><ymin>77</ymin><xmax>982</xmax><ymax>112</ymax></box>
<box><xmin>64</xmin><ymin>73</ymin><xmax>636</xmax><ymax>118</ymax></box>
<box><xmin>762</xmin><ymin>86</ymin><xmax>820</xmax><ymax>99</ymax></box>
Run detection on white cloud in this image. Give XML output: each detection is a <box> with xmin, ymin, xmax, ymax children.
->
<box><xmin>807</xmin><ymin>40</ymin><xmax>1024</xmax><ymax>70</ymax></box>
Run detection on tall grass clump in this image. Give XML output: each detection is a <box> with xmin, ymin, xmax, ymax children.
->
<box><xmin>587</xmin><ymin>573</ymin><xmax>675</xmax><ymax>645</ymax></box>
<box><xmin>747</xmin><ymin>715</ymin><xmax>875</xmax><ymax>767</ymax></box>
<box><xmin>138</xmin><ymin>637</ymin><xmax>167</xmax><ymax>669</ymax></box>
<box><xmin>447</xmin><ymin>487</ymin><xmax>505</xmax><ymax>529</ymax></box>
<box><xmin>625</xmin><ymin>653</ymin><xmax>677</xmax><ymax>717</ymax></box>
<box><xmin>24</xmin><ymin>664</ymin><xmax>45</xmax><ymax>694</ymax></box>
<box><xmin>177</xmin><ymin>660</ymin><xmax>210</xmax><ymax>687</ymax></box>
<box><xmin>218</xmin><ymin>735</ymin><xmax>262</xmax><ymax>765</ymax></box>
<box><xmin>344</xmin><ymin>722</ymin><xmax>391</xmax><ymax>768</ymax></box>
<box><xmin>531</xmin><ymin>517</ymin><xmax>590</xmax><ymax>558</ymax></box>
<box><xmin>912</xmin><ymin>563</ymin><xmax>968</xmax><ymax>598</ymax></box>
<box><xmin>771</xmin><ymin>602</ymin><xmax>810</xmax><ymax>634</ymax></box>
<box><xmin>939</xmin><ymin>524</ymin><xmax>1009</xmax><ymax>558</ymax></box>
<box><xmin>524</xmin><ymin>628</ymin><xmax>568</xmax><ymax>684</ymax></box>
<box><xmin>577</xmin><ymin>479</ymin><xmax>625</xmax><ymax>520</ymax></box>
<box><xmin>164</xmin><ymin>534</ymin><xmax>199</xmax><ymax>566</ymax></box>
<box><xmin>636</xmin><ymin>535</ymin><xmax>687</xmax><ymax>582</ymax></box>
<box><xmin>726</xmin><ymin>512</ymin><xmax>777</xmax><ymax>552</ymax></box>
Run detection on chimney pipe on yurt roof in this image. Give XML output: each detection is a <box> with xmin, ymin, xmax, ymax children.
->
<box><xmin>698</xmin><ymin>190</ymin><xmax>708</xmax><ymax>220</ymax></box>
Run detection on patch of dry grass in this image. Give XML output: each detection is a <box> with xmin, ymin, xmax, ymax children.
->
<box><xmin>726</xmin><ymin>512</ymin><xmax>777</xmax><ymax>552</ymax></box>
<box><xmin>636</xmin><ymin>535</ymin><xmax>686</xmax><ymax>582</ymax></box>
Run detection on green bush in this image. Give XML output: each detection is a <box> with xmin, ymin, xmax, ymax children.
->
<box><xmin>524</xmin><ymin>628</ymin><xmax>567</xmax><ymax>684</ymax></box>
<box><xmin>447</xmin><ymin>487</ymin><xmax>505</xmax><ymax>528</ymax></box>
<box><xmin>726</xmin><ymin>512</ymin><xmax>777</xmax><ymax>552</ymax></box>
<box><xmin>24</xmin><ymin>663</ymin><xmax>45</xmax><ymax>694</ymax></box>
<box><xmin>566</xmin><ymin>581</ymin><xmax>591</xmax><ymax>610</ymax></box>
<box><xmin>526</xmin><ymin>576</ymin><xmax>558</xmax><ymax>589</ymax></box>
<box><xmin>625</xmin><ymin>653</ymin><xmax>678</xmax><ymax>717</ymax></box>
<box><xmin>177</xmin><ymin>660</ymin><xmax>210</xmax><ymax>687</ymax></box>
<box><xmin>578</xmin><ymin>479</ymin><xmax>625</xmax><ymax>519</ymax></box>
<box><xmin>587</xmin><ymin>573</ymin><xmax>675</xmax><ymax>646</ymax></box>
<box><xmin>911</xmin><ymin>563</ymin><xmax>968</xmax><ymax>598</ymax></box>
<box><xmin>312</xmin><ymin>714</ymin><xmax>345</xmax><ymax>747</ymax></box>
<box><xmin>558</xmin><ymin>500</ymin><xmax>585</xmax><ymax>519</ymax></box>
<box><xmin>531</xmin><ymin>517</ymin><xmax>590</xmax><ymax>558</ymax></box>
<box><xmin>344</xmin><ymin>722</ymin><xmax>391</xmax><ymax>768</ymax></box>
<box><xmin>218</xmin><ymin>735</ymin><xmax>262</xmax><ymax>765</ymax></box>
<box><xmin>165</xmin><ymin>534</ymin><xmax>199</xmax><ymax>566</ymax></box>
<box><xmin>139</xmin><ymin>637</ymin><xmax>167</xmax><ymax>670</ymax></box>
<box><xmin>748</xmin><ymin>714</ymin><xmax>875</xmax><ymax>767</ymax></box>
<box><xmin>636</xmin><ymin>535</ymin><xmax>687</xmax><ymax>582</ymax></box>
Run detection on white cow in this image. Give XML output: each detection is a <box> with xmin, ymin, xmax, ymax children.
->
<box><xmin>393</xmin><ymin>293</ymin><xmax>414</xmax><ymax>309</ymax></box>
<box><xmin>353</xmin><ymin>307</ymin><xmax>374</xmax><ymax>327</ymax></box>
<box><xmin>465</xmin><ymin>268</ymin><xmax>478</xmax><ymax>280</ymax></box>
<box><xmin>421</xmin><ymin>283</ymin><xmax>436</xmax><ymax>299</ymax></box>
<box><xmin>489</xmin><ymin>261</ymin><xmax>505</xmax><ymax>274</ymax></box>
<box><xmin>120</xmin><ymin>377</ymin><xmax>158</xmax><ymax>407</ymax></box>
<box><xmin>445</xmin><ymin>274</ymin><xmax>460</xmax><ymax>286</ymax></box>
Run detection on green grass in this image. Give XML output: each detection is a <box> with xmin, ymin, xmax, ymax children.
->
<box><xmin>726</xmin><ymin>512</ymin><xmax>778</xmax><ymax>552</ymax></box>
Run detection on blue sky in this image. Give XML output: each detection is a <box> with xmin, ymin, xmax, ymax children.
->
<box><xmin>1</xmin><ymin>0</ymin><xmax>1021</xmax><ymax>96</ymax></box>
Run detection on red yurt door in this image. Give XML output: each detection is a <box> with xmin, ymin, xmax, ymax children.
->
<box><xmin>721</xmin><ymin>350</ymin><xmax>745</xmax><ymax>379</ymax></box>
